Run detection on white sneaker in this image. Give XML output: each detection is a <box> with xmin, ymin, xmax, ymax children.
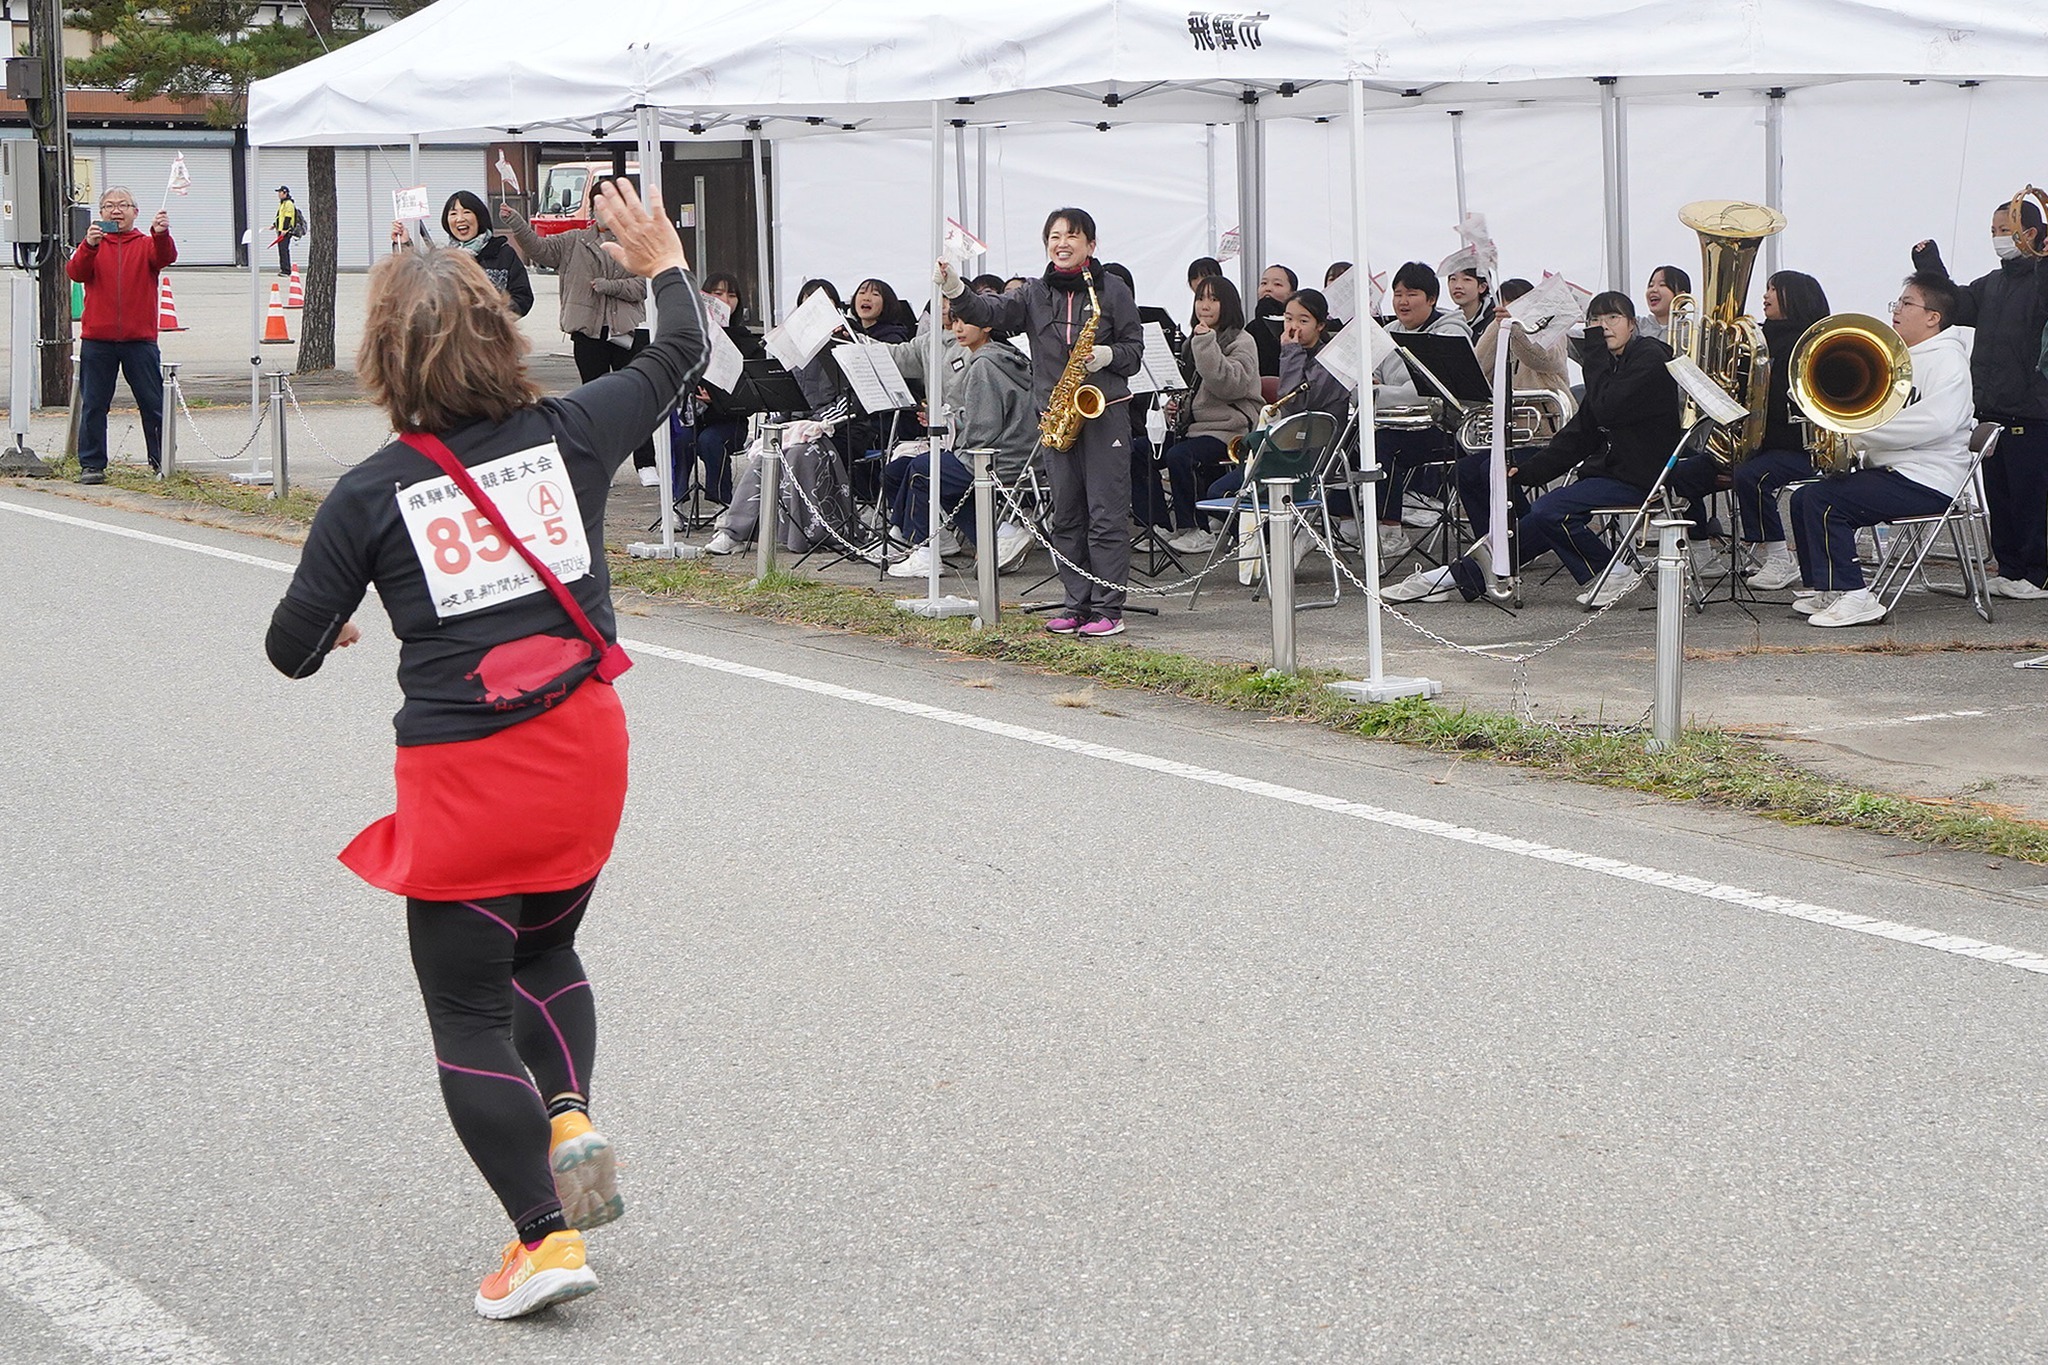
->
<box><xmin>1581</xmin><ymin>566</ymin><xmax>1643</xmax><ymax>609</ymax></box>
<box><xmin>1375</xmin><ymin>523</ymin><xmax>1412</xmax><ymax>563</ymax></box>
<box><xmin>636</xmin><ymin>466</ymin><xmax>660</xmax><ymax>486</ymax></box>
<box><xmin>1791</xmin><ymin>589</ymin><xmax>1841</xmax><ymax>616</ymax></box>
<box><xmin>995</xmin><ymin>521</ymin><xmax>1033</xmax><ymax>571</ymax></box>
<box><xmin>1167</xmin><ymin>527</ymin><xmax>1218</xmax><ymax>555</ymax></box>
<box><xmin>1334</xmin><ymin>517</ymin><xmax>1362</xmax><ymax>547</ymax></box>
<box><xmin>1745</xmin><ymin>555</ymin><xmax>1800</xmax><ymax>590</ymax></box>
<box><xmin>1991</xmin><ymin>575</ymin><xmax>2048</xmax><ymax>600</ymax></box>
<box><xmin>933</xmin><ymin>526</ymin><xmax>963</xmax><ymax>558</ymax></box>
<box><xmin>703</xmin><ymin>529</ymin><xmax>744</xmax><ymax>555</ymax></box>
<box><xmin>1808</xmin><ymin>587</ymin><xmax>1887</xmax><ymax>627</ymax></box>
<box><xmin>887</xmin><ymin>544</ymin><xmax>936</xmax><ymax>579</ymax></box>
<box><xmin>1401</xmin><ymin>493</ymin><xmax>1444</xmax><ymax>528</ymax></box>
<box><xmin>857</xmin><ymin>536</ymin><xmax>905</xmax><ymax>566</ymax></box>
<box><xmin>1381</xmin><ymin>565</ymin><xmax>1460</xmax><ymax>603</ymax></box>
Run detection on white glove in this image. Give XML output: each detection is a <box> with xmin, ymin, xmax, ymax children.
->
<box><xmin>1084</xmin><ymin>344</ymin><xmax>1112</xmax><ymax>373</ymax></box>
<box><xmin>934</xmin><ymin>258</ymin><xmax>964</xmax><ymax>299</ymax></box>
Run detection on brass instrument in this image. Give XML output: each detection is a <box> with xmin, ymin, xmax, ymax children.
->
<box><xmin>2010</xmin><ymin>185</ymin><xmax>2048</xmax><ymax>259</ymax></box>
<box><xmin>1455</xmin><ymin>390</ymin><xmax>1572</xmax><ymax>454</ymax></box>
<box><xmin>1039</xmin><ymin>271</ymin><xmax>1106</xmax><ymax>451</ymax></box>
<box><xmin>1671</xmin><ymin>199</ymin><xmax>1786</xmax><ymax>465</ymax></box>
<box><xmin>1374</xmin><ymin>400</ymin><xmax>1443</xmax><ymax>430</ymax></box>
<box><xmin>1227</xmin><ymin>378</ymin><xmax>1312</xmax><ymax>462</ymax></box>
<box><xmin>1787</xmin><ymin>312</ymin><xmax>1913</xmax><ymax>474</ymax></box>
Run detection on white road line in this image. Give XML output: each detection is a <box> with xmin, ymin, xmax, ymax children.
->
<box><xmin>0</xmin><ymin>498</ymin><xmax>296</xmax><ymax>573</ymax></box>
<box><xmin>0</xmin><ymin>1189</ymin><xmax>228</xmax><ymax>1364</ymax></box>
<box><xmin>12</xmin><ymin>494</ymin><xmax>2047</xmax><ymax>984</ymax></box>
<box><xmin>1786</xmin><ymin>708</ymin><xmax>1989</xmax><ymax>736</ymax></box>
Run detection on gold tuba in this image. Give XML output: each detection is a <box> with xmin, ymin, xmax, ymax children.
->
<box><xmin>1671</xmin><ymin>199</ymin><xmax>1786</xmax><ymax>466</ymax></box>
<box><xmin>2010</xmin><ymin>185</ymin><xmax>2048</xmax><ymax>258</ymax></box>
<box><xmin>1039</xmin><ymin>271</ymin><xmax>1107</xmax><ymax>452</ymax></box>
<box><xmin>1788</xmin><ymin>312</ymin><xmax>1913</xmax><ymax>474</ymax></box>
<box><xmin>1227</xmin><ymin>378</ymin><xmax>1311</xmax><ymax>462</ymax></box>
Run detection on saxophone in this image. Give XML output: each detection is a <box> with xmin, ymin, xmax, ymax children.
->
<box><xmin>1039</xmin><ymin>271</ymin><xmax>1108</xmax><ymax>452</ymax></box>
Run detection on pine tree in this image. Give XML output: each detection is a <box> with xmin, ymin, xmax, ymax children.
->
<box><xmin>67</xmin><ymin>2</ymin><xmax>369</xmax><ymax>373</ymax></box>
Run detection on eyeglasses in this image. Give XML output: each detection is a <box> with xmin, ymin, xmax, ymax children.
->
<box><xmin>100</xmin><ymin>200</ymin><xmax>134</xmax><ymax>210</ymax></box>
<box><xmin>1890</xmin><ymin>298</ymin><xmax>1929</xmax><ymax>312</ymax></box>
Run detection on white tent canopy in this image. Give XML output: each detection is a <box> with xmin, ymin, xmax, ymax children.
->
<box><xmin>248</xmin><ymin>0</ymin><xmax>2048</xmax><ymax>147</ymax></box>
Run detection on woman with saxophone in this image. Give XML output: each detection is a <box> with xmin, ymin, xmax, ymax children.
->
<box><xmin>940</xmin><ymin>207</ymin><xmax>1144</xmax><ymax>636</ymax></box>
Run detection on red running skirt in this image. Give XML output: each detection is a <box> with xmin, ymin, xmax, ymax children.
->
<box><xmin>340</xmin><ymin>680</ymin><xmax>629</xmax><ymax>900</ymax></box>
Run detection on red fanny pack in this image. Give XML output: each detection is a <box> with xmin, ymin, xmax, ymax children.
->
<box><xmin>398</xmin><ymin>432</ymin><xmax>632</xmax><ymax>683</ymax></box>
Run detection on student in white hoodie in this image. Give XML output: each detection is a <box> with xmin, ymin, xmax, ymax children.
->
<box><xmin>1788</xmin><ymin>271</ymin><xmax>1978</xmax><ymax>628</ymax></box>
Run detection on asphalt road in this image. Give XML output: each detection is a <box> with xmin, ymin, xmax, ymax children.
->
<box><xmin>6</xmin><ymin>485</ymin><xmax>2048</xmax><ymax>1363</ymax></box>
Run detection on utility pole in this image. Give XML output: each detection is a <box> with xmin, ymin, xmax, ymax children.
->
<box><xmin>28</xmin><ymin>0</ymin><xmax>71</xmax><ymax>409</ymax></box>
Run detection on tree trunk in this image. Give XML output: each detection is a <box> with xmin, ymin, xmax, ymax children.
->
<box><xmin>294</xmin><ymin>0</ymin><xmax>339</xmax><ymax>375</ymax></box>
<box><xmin>297</xmin><ymin>145</ymin><xmax>338</xmax><ymax>373</ymax></box>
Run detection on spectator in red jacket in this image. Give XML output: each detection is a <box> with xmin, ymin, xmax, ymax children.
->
<box><xmin>65</xmin><ymin>186</ymin><xmax>176</xmax><ymax>483</ymax></box>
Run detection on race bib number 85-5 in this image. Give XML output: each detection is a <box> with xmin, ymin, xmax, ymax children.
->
<box><xmin>396</xmin><ymin>442</ymin><xmax>591</xmax><ymax>619</ymax></box>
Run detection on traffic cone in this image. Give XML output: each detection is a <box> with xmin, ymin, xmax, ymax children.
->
<box><xmin>157</xmin><ymin>275</ymin><xmax>186</xmax><ymax>331</ymax></box>
<box><xmin>261</xmin><ymin>283</ymin><xmax>293</xmax><ymax>344</ymax></box>
<box><xmin>285</xmin><ymin>264</ymin><xmax>304</xmax><ymax>309</ymax></box>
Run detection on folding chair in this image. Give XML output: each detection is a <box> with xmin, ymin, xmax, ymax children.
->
<box><xmin>1189</xmin><ymin>410</ymin><xmax>1342</xmax><ymax>610</ymax></box>
<box><xmin>1867</xmin><ymin>421</ymin><xmax>1999</xmax><ymax>623</ymax></box>
<box><xmin>1580</xmin><ymin>419</ymin><xmax>1716</xmax><ymax>612</ymax></box>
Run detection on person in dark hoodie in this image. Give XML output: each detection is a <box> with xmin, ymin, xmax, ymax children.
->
<box><xmin>392</xmin><ymin>191</ymin><xmax>534</xmax><ymax>317</ymax></box>
<box><xmin>1382</xmin><ymin>291</ymin><xmax>1680</xmax><ymax>609</ymax></box>
<box><xmin>1914</xmin><ymin>198</ymin><xmax>2048</xmax><ymax>598</ymax></box>
<box><xmin>940</xmin><ymin>206</ymin><xmax>1144</xmax><ymax>636</ymax></box>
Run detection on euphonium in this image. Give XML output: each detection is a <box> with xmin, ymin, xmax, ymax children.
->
<box><xmin>1788</xmin><ymin>312</ymin><xmax>1913</xmax><ymax>474</ymax></box>
<box><xmin>1673</xmin><ymin>199</ymin><xmax>1786</xmax><ymax>466</ymax></box>
<box><xmin>1039</xmin><ymin>271</ymin><xmax>1107</xmax><ymax>452</ymax></box>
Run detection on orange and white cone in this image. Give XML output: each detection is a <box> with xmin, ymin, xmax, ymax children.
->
<box><xmin>285</xmin><ymin>264</ymin><xmax>304</xmax><ymax>309</ymax></box>
<box><xmin>261</xmin><ymin>283</ymin><xmax>293</xmax><ymax>344</ymax></box>
<box><xmin>156</xmin><ymin>275</ymin><xmax>186</xmax><ymax>332</ymax></box>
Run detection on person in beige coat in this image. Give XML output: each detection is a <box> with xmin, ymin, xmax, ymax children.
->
<box><xmin>1162</xmin><ymin>275</ymin><xmax>1264</xmax><ymax>552</ymax></box>
<box><xmin>500</xmin><ymin>194</ymin><xmax>657</xmax><ymax>479</ymax></box>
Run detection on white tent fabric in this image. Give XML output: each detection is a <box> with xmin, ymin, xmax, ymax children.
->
<box><xmin>248</xmin><ymin>0</ymin><xmax>2048</xmax><ymax>147</ymax></box>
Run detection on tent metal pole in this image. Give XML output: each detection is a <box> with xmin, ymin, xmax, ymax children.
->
<box><xmin>636</xmin><ymin>105</ymin><xmax>676</xmax><ymax>556</ymax></box>
<box><xmin>953</xmin><ymin>120</ymin><xmax>968</xmax><ymax>231</ymax></box>
<box><xmin>1234</xmin><ymin>95</ymin><xmax>1256</xmax><ymax>297</ymax></box>
<box><xmin>1449</xmin><ymin>110</ymin><xmax>1468</xmax><ymax>222</ymax></box>
<box><xmin>1599</xmin><ymin>77</ymin><xmax>1631</xmax><ymax>294</ymax></box>
<box><xmin>408</xmin><ymin>134</ymin><xmax>419</xmax><ymax>187</ymax></box>
<box><xmin>750</xmin><ymin>121</ymin><xmax>772</xmax><ymax>326</ymax></box>
<box><xmin>1764</xmin><ymin>88</ymin><xmax>1786</xmax><ymax>279</ymax></box>
<box><xmin>247</xmin><ymin>142</ymin><xmax>261</xmax><ymax>430</ymax></box>
<box><xmin>975</xmin><ymin>126</ymin><xmax>987</xmax><ymax>241</ymax></box>
<box><xmin>1327</xmin><ymin>79</ymin><xmax>1440</xmax><ymax>706</ymax></box>
<box><xmin>926</xmin><ymin>101</ymin><xmax>945</xmax><ymax>603</ymax></box>
<box><xmin>1205</xmin><ymin>125</ymin><xmax>1218</xmax><ymax>258</ymax></box>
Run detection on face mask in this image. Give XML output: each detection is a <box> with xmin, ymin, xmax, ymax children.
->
<box><xmin>1994</xmin><ymin>234</ymin><xmax>2023</xmax><ymax>262</ymax></box>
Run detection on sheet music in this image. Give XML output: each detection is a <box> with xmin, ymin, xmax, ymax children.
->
<box><xmin>702</xmin><ymin>323</ymin><xmax>745</xmax><ymax>393</ymax></box>
<box><xmin>1324</xmin><ymin>267</ymin><xmax>1358</xmax><ymax>322</ymax></box>
<box><xmin>1127</xmin><ymin>322</ymin><xmax>1184</xmax><ymax>396</ymax></box>
<box><xmin>832</xmin><ymin>339</ymin><xmax>917</xmax><ymax>413</ymax></box>
<box><xmin>1666</xmin><ymin>355</ymin><xmax>1748</xmax><ymax>424</ymax></box>
<box><xmin>1511</xmin><ymin>271</ymin><xmax>1592</xmax><ymax>331</ymax></box>
<box><xmin>700</xmin><ymin>292</ymin><xmax>733</xmax><ymax>329</ymax></box>
<box><xmin>763</xmin><ymin>286</ymin><xmax>842</xmax><ymax>371</ymax></box>
<box><xmin>1317</xmin><ymin>318</ymin><xmax>1401</xmax><ymax>392</ymax></box>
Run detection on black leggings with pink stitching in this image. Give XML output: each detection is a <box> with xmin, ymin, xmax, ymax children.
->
<box><xmin>406</xmin><ymin>877</ymin><xmax>599</xmax><ymax>1240</ymax></box>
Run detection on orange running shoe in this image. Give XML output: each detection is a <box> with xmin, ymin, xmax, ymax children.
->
<box><xmin>473</xmin><ymin>1230</ymin><xmax>598</xmax><ymax>1320</ymax></box>
<box><xmin>550</xmin><ymin>1111</ymin><xmax>624</xmax><ymax>1231</ymax></box>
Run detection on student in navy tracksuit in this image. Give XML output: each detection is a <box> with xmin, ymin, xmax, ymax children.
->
<box><xmin>941</xmin><ymin>207</ymin><xmax>1144</xmax><ymax>636</ymax></box>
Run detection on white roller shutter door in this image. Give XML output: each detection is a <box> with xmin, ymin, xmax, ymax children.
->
<box><xmin>102</xmin><ymin>146</ymin><xmax>236</xmax><ymax>265</ymax></box>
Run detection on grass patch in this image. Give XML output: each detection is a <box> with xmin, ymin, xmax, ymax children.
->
<box><xmin>611</xmin><ymin>555</ymin><xmax>2048</xmax><ymax>865</ymax></box>
<box><xmin>39</xmin><ymin>458</ymin><xmax>326</xmax><ymax>527</ymax></box>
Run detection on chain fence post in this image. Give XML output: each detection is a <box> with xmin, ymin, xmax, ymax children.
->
<box><xmin>1649</xmin><ymin>517</ymin><xmax>1685</xmax><ymax>752</ymax></box>
<box><xmin>159</xmin><ymin>362</ymin><xmax>178</xmax><ymax>479</ymax></box>
<box><xmin>756</xmin><ymin>421</ymin><xmax>782</xmax><ymax>582</ymax></box>
<box><xmin>970</xmin><ymin>446</ymin><xmax>998</xmax><ymax>629</ymax></box>
<box><xmin>1263</xmin><ymin>478</ymin><xmax>1296</xmax><ymax>674</ymax></box>
<box><xmin>269</xmin><ymin>373</ymin><xmax>288</xmax><ymax>499</ymax></box>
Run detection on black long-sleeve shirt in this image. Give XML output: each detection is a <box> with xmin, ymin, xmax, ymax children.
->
<box><xmin>266</xmin><ymin>268</ymin><xmax>709</xmax><ymax>744</ymax></box>
<box><xmin>1514</xmin><ymin>334</ymin><xmax>1681</xmax><ymax>493</ymax></box>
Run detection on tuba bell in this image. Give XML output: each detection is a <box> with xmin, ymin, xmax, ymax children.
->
<box><xmin>1788</xmin><ymin>312</ymin><xmax>1913</xmax><ymax>473</ymax></box>
<box><xmin>2010</xmin><ymin>185</ymin><xmax>2048</xmax><ymax>259</ymax></box>
<box><xmin>1672</xmin><ymin>199</ymin><xmax>1786</xmax><ymax>466</ymax></box>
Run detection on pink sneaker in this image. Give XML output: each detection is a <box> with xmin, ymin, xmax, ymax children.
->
<box><xmin>1077</xmin><ymin>617</ymin><xmax>1126</xmax><ymax>638</ymax></box>
<box><xmin>1046</xmin><ymin>615</ymin><xmax>1085</xmax><ymax>634</ymax></box>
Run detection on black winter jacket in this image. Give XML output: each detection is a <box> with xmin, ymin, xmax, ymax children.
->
<box><xmin>948</xmin><ymin>262</ymin><xmax>1145</xmax><ymax>408</ymax></box>
<box><xmin>1913</xmin><ymin>243</ymin><xmax>2048</xmax><ymax>422</ymax></box>
<box><xmin>1514</xmin><ymin>334</ymin><xmax>1681</xmax><ymax>493</ymax></box>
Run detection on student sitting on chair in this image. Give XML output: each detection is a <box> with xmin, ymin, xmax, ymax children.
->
<box><xmin>1372</xmin><ymin>261</ymin><xmax>1476</xmax><ymax>561</ymax></box>
<box><xmin>1382</xmin><ymin>291</ymin><xmax>1680</xmax><ymax>608</ymax></box>
<box><xmin>1786</xmin><ymin>272</ymin><xmax>1977</xmax><ymax>628</ymax></box>
<box><xmin>1162</xmin><ymin>274</ymin><xmax>1263</xmax><ymax>555</ymax></box>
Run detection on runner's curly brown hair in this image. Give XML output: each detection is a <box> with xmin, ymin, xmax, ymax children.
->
<box><xmin>357</xmin><ymin>248</ymin><xmax>540</xmax><ymax>433</ymax></box>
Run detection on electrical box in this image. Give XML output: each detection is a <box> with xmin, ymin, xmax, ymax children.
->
<box><xmin>4</xmin><ymin>59</ymin><xmax>43</xmax><ymax>102</ymax></box>
<box><xmin>0</xmin><ymin>140</ymin><xmax>40</xmax><ymax>245</ymax></box>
